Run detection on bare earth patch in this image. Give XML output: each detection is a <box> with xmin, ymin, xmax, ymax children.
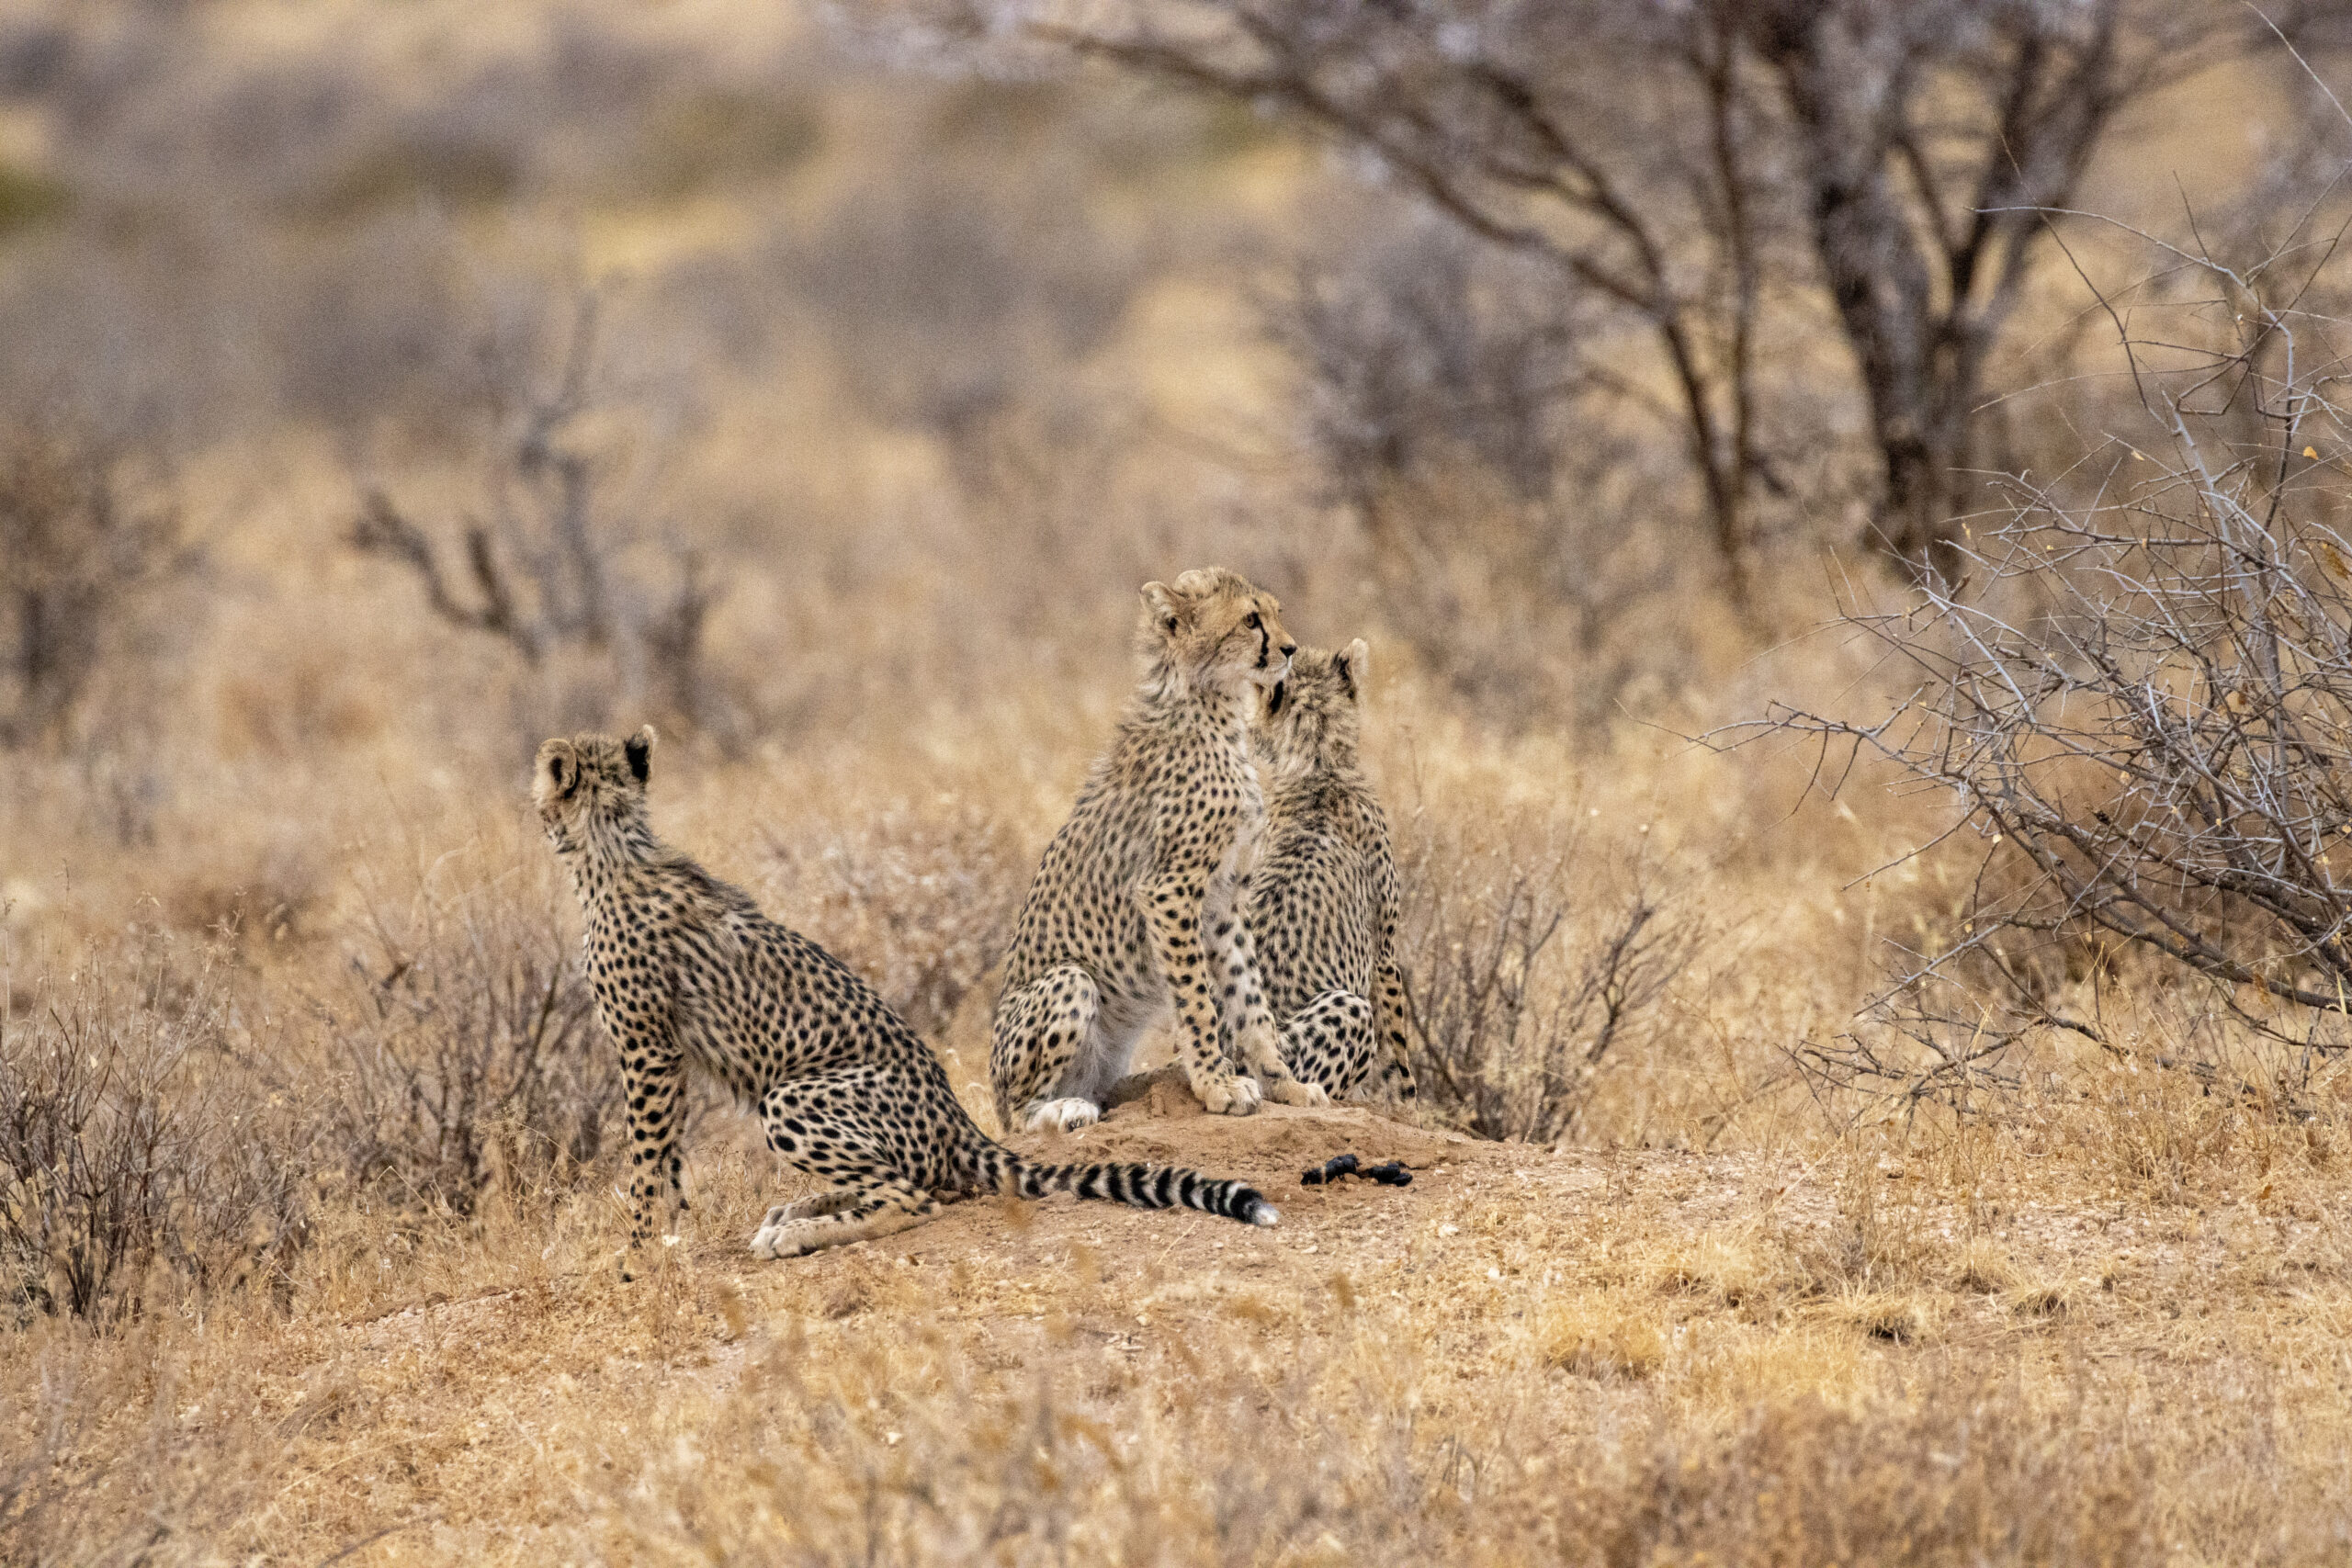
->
<box><xmin>15</xmin><ymin>1087</ymin><xmax>2346</xmax><ymax>1564</ymax></box>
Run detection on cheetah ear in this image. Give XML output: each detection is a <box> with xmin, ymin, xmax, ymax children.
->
<box><xmin>535</xmin><ymin>739</ymin><xmax>580</xmax><ymax>805</ymax></box>
<box><xmin>1336</xmin><ymin>638</ymin><xmax>1369</xmax><ymax>705</ymax></box>
<box><xmin>624</xmin><ymin>725</ymin><xmax>656</xmax><ymax>785</ymax></box>
<box><xmin>1139</xmin><ymin>580</ymin><xmax>1185</xmax><ymax>637</ymax></box>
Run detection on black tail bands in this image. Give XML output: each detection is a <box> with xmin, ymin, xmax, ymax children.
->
<box><xmin>972</xmin><ymin>1144</ymin><xmax>1277</xmax><ymax>1226</ymax></box>
<box><xmin>1021</xmin><ymin>1158</ymin><xmax>1278</xmax><ymax>1225</ymax></box>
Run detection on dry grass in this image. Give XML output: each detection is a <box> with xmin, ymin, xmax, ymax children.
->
<box><xmin>7</xmin><ymin>1092</ymin><xmax>2351</xmax><ymax>1563</ymax></box>
<box><xmin>2</xmin><ymin>2</ymin><xmax>2350</xmax><ymax>1562</ymax></box>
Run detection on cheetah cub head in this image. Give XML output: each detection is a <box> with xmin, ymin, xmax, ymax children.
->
<box><xmin>1137</xmin><ymin>567</ymin><xmax>1296</xmax><ymax>694</ymax></box>
<box><xmin>1253</xmin><ymin>639</ymin><xmax>1369</xmax><ymax>780</ymax></box>
<box><xmin>533</xmin><ymin>725</ymin><xmax>657</xmax><ymax>856</ymax></box>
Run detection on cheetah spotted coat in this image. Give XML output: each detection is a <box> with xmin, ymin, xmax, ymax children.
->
<box><xmin>989</xmin><ymin>568</ymin><xmax>1329</xmax><ymax>1134</ymax></box>
<box><xmin>534</xmin><ymin>728</ymin><xmax>1275</xmax><ymax>1271</ymax></box>
<box><xmin>1244</xmin><ymin>641</ymin><xmax>1418</xmax><ymax>1102</ymax></box>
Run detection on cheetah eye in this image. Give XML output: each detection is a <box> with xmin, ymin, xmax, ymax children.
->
<box><xmin>1245</xmin><ymin>612</ymin><xmax>1261</xmax><ymax>630</ymax></box>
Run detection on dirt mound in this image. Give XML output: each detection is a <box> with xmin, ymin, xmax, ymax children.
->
<box><xmin>1001</xmin><ymin>1064</ymin><xmax>1475</xmax><ymax>1188</ymax></box>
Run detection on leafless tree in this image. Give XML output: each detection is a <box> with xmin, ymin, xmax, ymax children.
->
<box><xmin>1276</xmin><ymin>214</ymin><xmax>1679</xmax><ymax>725</ymax></box>
<box><xmin>1742</xmin><ymin>178</ymin><xmax>2352</xmax><ymax>1108</ymax></box>
<box><xmin>347</xmin><ymin>288</ymin><xmax>718</xmax><ymax>733</ymax></box>
<box><xmin>910</xmin><ymin>0</ymin><xmax>2300</xmax><ymax>589</ymax></box>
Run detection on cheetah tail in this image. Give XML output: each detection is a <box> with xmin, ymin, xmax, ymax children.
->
<box><xmin>974</xmin><ymin>1144</ymin><xmax>1278</xmax><ymax>1227</ymax></box>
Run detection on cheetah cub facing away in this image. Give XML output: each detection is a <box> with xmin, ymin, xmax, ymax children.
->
<box><xmin>535</xmin><ymin>727</ymin><xmax>1276</xmax><ymax>1274</ymax></box>
<box><xmin>1247</xmin><ymin>641</ymin><xmax>1418</xmax><ymax>1102</ymax></box>
<box><xmin>991</xmin><ymin>567</ymin><xmax>1329</xmax><ymax>1134</ymax></box>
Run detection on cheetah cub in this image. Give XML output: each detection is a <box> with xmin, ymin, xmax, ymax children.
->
<box><xmin>991</xmin><ymin>567</ymin><xmax>1330</xmax><ymax>1134</ymax></box>
<box><xmin>535</xmin><ymin>727</ymin><xmax>1276</xmax><ymax>1274</ymax></box>
<box><xmin>1246</xmin><ymin>640</ymin><xmax>1417</xmax><ymax>1102</ymax></box>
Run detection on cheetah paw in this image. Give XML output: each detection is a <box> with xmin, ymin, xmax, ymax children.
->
<box><xmin>1023</xmin><ymin>1097</ymin><xmax>1102</xmax><ymax>1134</ymax></box>
<box><xmin>750</xmin><ymin>1219</ymin><xmax>820</xmax><ymax>1261</ymax></box>
<box><xmin>1265</xmin><ymin>1077</ymin><xmax>1329</xmax><ymax>1108</ymax></box>
<box><xmin>1196</xmin><ymin>1073</ymin><xmax>1263</xmax><ymax>1116</ymax></box>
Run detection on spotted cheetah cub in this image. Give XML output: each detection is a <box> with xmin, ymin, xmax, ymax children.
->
<box><xmin>1246</xmin><ymin>641</ymin><xmax>1418</xmax><ymax>1102</ymax></box>
<box><xmin>991</xmin><ymin>567</ymin><xmax>1329</xmax><ymax>1134</ymax></box>
<box><xmin>535</xmin><ymin>727</ymin><xmax>1276</xmax><ymax>1274</ymax></box>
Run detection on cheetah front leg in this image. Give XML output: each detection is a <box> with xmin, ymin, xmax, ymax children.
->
<box><xmin>1142</xmin><ymin>865</ymin><xmax>1261</xmax><ymax>1116</ymax></box>
<box><xmin>1211</xmin><ymin>901</ymin><xmax>1329</xmax><ymax>1109</ymax></box>
<box><xmin>614</xmin><ymin>1044</ymin><xmax>689</xmax><ymax>1281</ymax></box>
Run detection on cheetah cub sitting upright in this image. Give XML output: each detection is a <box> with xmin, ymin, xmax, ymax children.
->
<box><xmin>1245</xmin><ymin>640</ymin><xmax>1418</xmax><ymax>1102</ymax></box>
<box><xmin>990</xmin><ymin>567</ymin><xmax>1330</xmax><ymax>1134</ymax></box>
<box><xmin>535</xmin><ymin>726</ymin><xmax>1276</xmax><ymax>1275</ymax></box>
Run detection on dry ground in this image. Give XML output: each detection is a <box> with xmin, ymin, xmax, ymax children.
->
<box><xmin>13</xmin><ymin>1082</ymin><xmax>2352</xmax><ymax>1564</ymax></box>
<box><xmin>7</xmin><ymin>6</ymin><xmax>2352</xmax><ymax>1562</ymax></box>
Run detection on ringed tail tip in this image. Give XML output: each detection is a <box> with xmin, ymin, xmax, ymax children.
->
<box><xmin>1246</xmin><ymin>1196</ymin><xmax>1279</xmax><ymax>1226</ymax></box>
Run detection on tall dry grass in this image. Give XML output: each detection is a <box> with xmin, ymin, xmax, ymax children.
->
<box><xmin>1</xmin><ymin>3</ymin><xmax>2349</xmax><ymax>1562</ymax></box>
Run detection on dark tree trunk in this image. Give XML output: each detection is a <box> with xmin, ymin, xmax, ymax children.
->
<box><xmin>1755</xmin><ymin>3</ymin><xmax>1961</xmax><ymax>580</ymax></box>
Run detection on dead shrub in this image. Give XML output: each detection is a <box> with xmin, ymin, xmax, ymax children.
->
<box><xmin>1394</xmin><ymin>808</ymin><xmax>1701</xmax><ymax>1143</ymax></box>
<box><xmin>313</xmin><ymin>880</ymin><xmax>616</xmax><ymax>1214</ymax></box>
<box><xmin>345</xmin><ymin>281</ymin><xmax>720</xmax><ymax>741</ymax></box>
<box><xmin>0</xmin><ymin>944</ymin><xmax>309</xmax><ymax>1323</ymax></box>
<box><xmin>0</xmin><ymin>423</ymin><xmax>196</xmax><ymax>752</ymax></box>
<box><xmin>1760</xmin><ymin>206</ymin><xmax>2352</xmax><ymax>1117</ymax></box>
<box><xmin>760</xmin><ymin>793</ymin><xmax>1029</xmax><ymax>1038</ymax></box>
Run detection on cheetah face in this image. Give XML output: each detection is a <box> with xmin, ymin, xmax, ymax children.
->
<box><xmin>1253</xmin><ymin>639</ymin><xmax>1369</xmax><ymax>777</ymax></box>
<box><xmin>1137</xmin><ymin>567</ymin><xmax>1297</xmax><ymax>694</ymax></box>
<box><xmin>533</xmin><ymin>725</ymin><xmax>656</xmax><ymax>854</ymax></box>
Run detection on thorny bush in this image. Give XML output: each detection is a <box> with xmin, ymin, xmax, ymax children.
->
<box><xmin>1393</xmin><ymin>807</ymin><xmax>1699</xmax><ymax>1143</ymax></box>
<box><xmin>761</xmin><ymin>793</ymin><xmax>1029</xmax><ymax>1038</ymax></box>
<box><xmin>0</xmin><ymin>944</ymin><xmax>309</xmax><ymax>1323</ymax></box>
<box><xmin>314</xmin><ymin>881</ymin><xmax>616</xmax><ymax>1214</ymax></box>
<box><xmin>1757</xmin><ymin>201</ymin><xmax>2352</xmax><ymax>1112</ymax></box>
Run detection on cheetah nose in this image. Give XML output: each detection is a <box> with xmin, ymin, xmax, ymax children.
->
<box><xmin>1280</xmin><ymin>642</ymin><xmax>1297</xmax><ymax>660</ymax></box>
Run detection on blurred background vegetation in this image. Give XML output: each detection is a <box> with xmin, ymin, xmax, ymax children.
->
<box><xmin>0</xmin><ymin>0</ymin><xmax>2335</xmax><ymax>786</ymax></box>
<box><xmin>5</xmin><ymin>0</ymin><xmax>2352</xmax><ymax>1315</ymax></box>
<box><xmin>16</xmin><ymin>7</ymin><xmax>2352</xmax><ymax>1562</ymax></box>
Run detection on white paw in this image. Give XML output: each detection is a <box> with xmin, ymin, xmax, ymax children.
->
<box><xmin>1023</xmin><ymin>1097</ymin><xmax>1102</xmax><ymax>1134</ymax></box>
<box><xmin>1267</xmin><ymin>1077</ymin><xmax>1329</xmax><ymax>1108</ymax></box>
<box><xmin>1198</xmin><ymin>1073</ymin><xmax>1262</xmax><ymax>1116</ymax></box>
<box><xmin>750</xmin><ymin>1222</ymin><xmax>819</xmax><ymax>1261</ymax></box>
